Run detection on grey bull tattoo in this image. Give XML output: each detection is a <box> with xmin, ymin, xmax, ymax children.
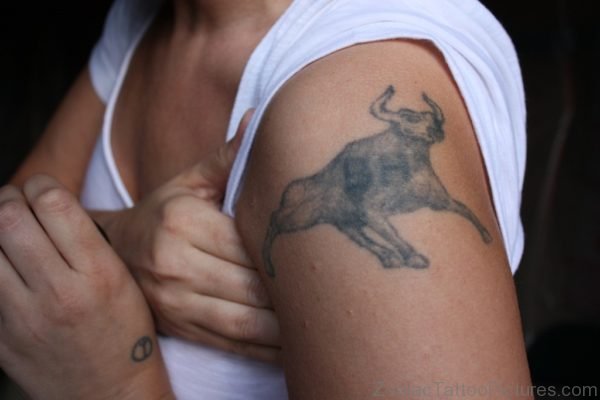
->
<box><xmin>262</xmin><ymin>85</ymin><xmax>492</xmax><ymax>277</ymax></box>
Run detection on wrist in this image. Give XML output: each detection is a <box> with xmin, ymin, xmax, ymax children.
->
<box><xmin>88</xmin><ymin>209</ymin><xmax>134</xmax><ymax>266</ymax></box>
<box><xmin>116</xmin><ymin>360</ymin><xmax>175</xmax><ymax>400</ymax></box>
<box><xmin>88</xmin><ymin>210</ymin><xmax>121</xmax><ymax>244</ymax></box>
<box><xmin>84</xmin><ymin>340</ymin><xmax>174</xmax><ymax>400</ymax></box>
<box><xmin>87</xmin><ymin>369</ymin><xmax>175</xmax><ymax>400</ymax></box>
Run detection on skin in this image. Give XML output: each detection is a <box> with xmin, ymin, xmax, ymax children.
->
<box><xmin>3</xmin><ymin>0</ymin><xmax>290</xmax><ymax>396</ymax></box>
<box><xmin>95</xmin><ymin>112</ymin><xmax>283</xmax><ymax>362</ymax></box>
<box><xmin>0</xmin><ymin>176</ymin><xmax>173</xmax><ymax>399</ymax></box>
<box><xmin>236</xmin><ymin>40</ymin><xmax>532</xmax><ymax>398</ymax></box>
<box><xmin>10</xmin><ymin>0</ymin><xmax>290</xmax><ymax>363</ymax></box>
<box><xmin>4</xmin><ymin>0</ymin><xmax>532</xmax><ymax>398</ymax></box>
<box><xmin>10</xmin><ymin>66</ymin><xmax>104</xmax><ymax>194</ymax></box>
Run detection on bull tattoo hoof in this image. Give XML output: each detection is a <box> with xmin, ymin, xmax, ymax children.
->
<box><xmin>262</xmin><ymin>85</ymin><xmax>492</xmax><ymax>277</ymax></box>
<box><xmin>379</xmin><ymin>252</ymin><xmax>428</xmax><ymax>269</ymax></box>
<box><xmin>379</xmin><ymin>253</ymin><xmax>404</xmax><ymax>269</ymax></box>
<box><xmin>404</xmin><ymin>253</ymin><xmax>429</xmax><ymax>269</ymax></box>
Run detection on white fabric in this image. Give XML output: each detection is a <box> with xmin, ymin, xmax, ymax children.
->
<box><xmin>82</xmin><ymin>0</ymin><xmax>526</xmax><ymax>398</ymax></box>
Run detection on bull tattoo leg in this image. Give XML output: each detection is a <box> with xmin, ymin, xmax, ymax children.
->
<box><xmin>362</xmin><ymin>213</ymin><xmax>429</xmax><ymax>269</ymax></box>
<box><xmin>339</xmin><ymin>226</ymin><xmax>402</xmax><ymax>269</ymax></box>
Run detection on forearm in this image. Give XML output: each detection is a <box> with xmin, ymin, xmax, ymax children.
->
<box><xmin>87</xmin><ymin>208</ymin><xmax>144</xmax><ymax>274</ymax></box>
<box><xmin>9</xmin><ymin>67</ymin><xmax>104</xmax><ymax>193</ymax></box>
<box><xmin>53</xmin><ymin>213</ymin><xmax>176</xmax><ymax>400</ymax></box>
<box><xmin>103</xmin><ymin>355</ymin><xmax>175</xmax><ymax>400</ymax></box>
<box><xmin>82</xmin><ymin>210</ymin><xmax>175</xmax><ymax>400</ymax></box>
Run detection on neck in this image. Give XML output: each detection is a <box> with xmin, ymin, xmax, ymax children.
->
<box><xmin>171</xmin><ymin>0</ymin><xmax>292</xmax><ymax>33</ymax></box>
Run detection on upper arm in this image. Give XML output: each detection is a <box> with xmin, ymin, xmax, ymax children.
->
<box><xmin>10</xmin><ymin>66</ymin><xmax>105</xmax><ymax>194</ymax></box>
<box><xmin>236</xmin><ymin>40</ymin><xmax>530</xmax><ymax>398</ymax></box>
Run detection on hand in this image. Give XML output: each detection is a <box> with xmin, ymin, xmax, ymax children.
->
<box><xmin>0</xmin><ymin>176</ymin><xmax>173</xmax><ymax>400</ymax></box>
<box><xmin>96</xmin><ymin>111</ymin><xmax>281</xmax><ymax>363</ymax></box>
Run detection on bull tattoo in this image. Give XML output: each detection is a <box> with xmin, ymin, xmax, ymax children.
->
<box><xmin>262</xmin><ymin>85</ymin><xmax>492</xmax><ymax>277</ymax></box>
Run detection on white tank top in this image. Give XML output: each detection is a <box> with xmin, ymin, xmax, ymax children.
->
<box><xmin>81</xmin><ymin>0</ymin><xmax>526</xmax><ymax>398</ymax></box>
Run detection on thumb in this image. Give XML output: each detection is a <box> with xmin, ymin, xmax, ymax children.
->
<box><xmin>176</xmin><ymin>109</ymin><xmax>255</xmax><ymax>197</ymax></box>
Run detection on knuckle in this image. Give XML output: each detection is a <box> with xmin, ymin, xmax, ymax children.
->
<box><xmin>160</xmin><ymin>196</ymin><xmax>193</xmax><ymax>233</ymax></box>
<box><xmin>150</xmin><ymin>230</ymin><xmax>170</xmax><ymax>264</ymax></box>
<box><xmin>200</xmin><ymin>268</ymin><xmax>219</xmax><ymax>291</ymax></box>
<box><xmin>152</xmin><ymin>287</ymin><xmax>182</xmax><ymax>317</ymax></box>
<box><xmin>33</xmin><ymin>186</ymin><xmax>74</xmax><ymax>214</ymax></box>
<box><xmin>150</xmin><ymin>245</ymin><xmax>182</xmax><ymax>281</ymax></box>
<box><xmin>246</xmin><ymin>274</ymin><xmax>269</xmax><ymax>306</ymax></box>
<box><xmin>226</xmin><ymin>339</ymin><xmax>253</xmax><ymax>357</ymax></box>
<box><xmin>233</xmin><ymin>309</ymin><xmax>261</xmax><ymax>341</ymax></box>
<box><xmin>150</xmin><ymin>239</ymin><xmax>166</xmax><ymax>266</ymax></box>
<box><xmin>0</xmin><ymin>199</ymin><xmax>26</xmax><ymax>232</ymax></box>
<box><xmin>152</xmin><ymin>286</ymin><xmax>171</xmax><ymax>307</ymax></box>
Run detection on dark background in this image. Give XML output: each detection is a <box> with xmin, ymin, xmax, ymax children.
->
<box><xmin>1</xmin><ymin>0</ymin><xmax>599</xmax><ymax>397</ymax></box>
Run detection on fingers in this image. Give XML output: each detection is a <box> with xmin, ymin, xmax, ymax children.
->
<box><xmin>22</xmin><ymin>175</ymin><xmax>116</xmax><ymax>274</ymax></box>
<box><xmin>174</xmin><ymin>109</ymin><xmax>255</xmax><ymax>198</ymax></box>
<box><xmin>197</xmin><ymin>213</ymin><xmax>253</xmax><ymax>267</ymax></box>
<box><xmin>191</xmin><ymin>294</ymin><xmax>280</xmax><ymax>347</ymax></box>
<box><xmin>179</xmin><ymin>244</ymin><xmax>270</xmax><ymax>308</ymax></box>
<box><xmin>159</xmin><ymin>318</ymin><xmax>281</xmax><ymax>364</ymax></box>
<box><xmin>144</xmin><ymin>248</ymin><xmax>279</xmax><ymax>348</ymax></box>
<box><xmin>0</xmin><ymin>249</ymin><xmax>27</xmax><ymax>320</ymax></box>
<box><xmin>164</xmin><ymin>197</ymin><xmax>253</xmax><ymax>267</ymax></box>
<box><xmin>0</xmin><ymin>184</ymin><xmax>70</xmax><ymax>290</ymax></box>
<box><xmin>151</xmin><ymin>229</ymin><xmax>269</xmax><ymax>308</ymax></box>
<box><xmin>199</xmin><ymin>108</ymin><xmax>254</xmax><ymax>190</ymax></box>
<box><xmin>155</xmin><ymin>287</ymin><xmax>280</xmax><ymax>349</ymax></box>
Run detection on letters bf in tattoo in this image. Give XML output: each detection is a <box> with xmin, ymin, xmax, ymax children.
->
<box><xmin>262</xmin><ymin>85</ymin><xmax>492</xmax><ymax>277</ymax></box>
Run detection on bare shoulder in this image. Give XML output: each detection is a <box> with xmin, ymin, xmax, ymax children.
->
<box><xmin>235</xmin><ymin>40</ymin><xmax>530</xmax><ymax>398</ymax></box>
<box><xmin>238</xmin><ymin>39</ymin><xmax>500</xmax><ymax>274</ymax></box>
